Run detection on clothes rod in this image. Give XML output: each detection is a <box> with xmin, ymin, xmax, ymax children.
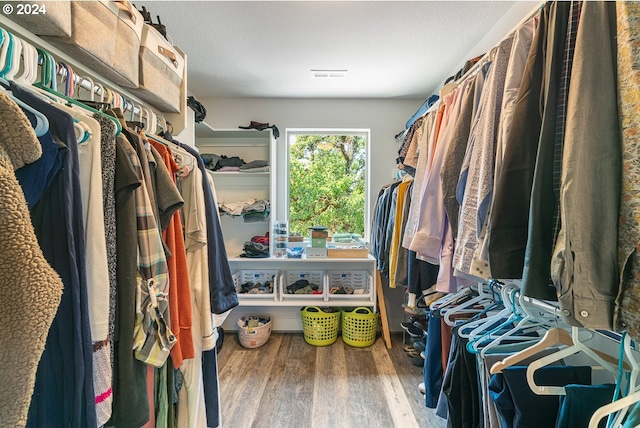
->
<box><xmin>54</xmin><ymin>64</ymin><xmax>162</xmax><ymax>126</ymax></box>
<box><xmin>0</xmin><ymin>15</ymin><xmax>169</xmax><ymax>126</ymax></box>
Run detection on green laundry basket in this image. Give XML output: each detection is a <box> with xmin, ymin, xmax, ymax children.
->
<box><xmin>341</xmin><ymin>307</ymin><xmax>378</xmax><ymax>348</ymax></box>
<box><xmin>300</xmin><ymin>306</ymin><xmax>340</xmax><ymax>346</ymax></box>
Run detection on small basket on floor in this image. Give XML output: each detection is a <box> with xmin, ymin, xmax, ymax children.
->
<box><xmin>341</xmin><ymin>307</ymin><xmax>378</xmax><ymax>348</ymax></box>
<box><xmin>237</xmin><ymin>314</ymin><xmax>272</xmax><ymax>348</ymax></box>
<box><xmin>300</xmin><ymin>306</ymin><xmax>340</xmax><ymax>346</ymax></box>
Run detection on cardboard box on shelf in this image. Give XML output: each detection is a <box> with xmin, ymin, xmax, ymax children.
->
<box><xmin>327</xmin><ymin>248</ymin><xmax>369</xmax><ymax>258</ymax></box>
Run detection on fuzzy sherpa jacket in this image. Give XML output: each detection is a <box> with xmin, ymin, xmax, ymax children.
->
<box><xmin>0</xmin><ymin>89</ymin><xmax>64</xmax><ymax>428</ymax></box>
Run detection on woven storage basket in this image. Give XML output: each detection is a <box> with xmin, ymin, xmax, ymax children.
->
<box><xmin>300</xmin><ymin>306</ymin><xmax>340</xmax><ymax>346</ymax></box>
<box><xmin>128</xmin><ymin>24</ymin><xmax>185</xmax><ymax>113</ymax></box>
<box><xmin>237</xmin><ymin>314</ymin><xmax>272</xmax><ymax>349</ymax></box>
<box><xmin>341</xmin><ymin>307</ymin><xmax>378</xmax><ymax>348</ymax></box>
<box><xmin>4</xmin><ymin>1</ymin><xmax>72</xmax><ymax>37</ymax></box>
<box><xmin>42</xmin><ymin>0</ymin><xmax>143</xmax><ymax>88</ymax></box>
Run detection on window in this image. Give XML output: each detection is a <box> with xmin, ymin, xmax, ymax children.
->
<box><xmin>286</xmin><ymin>129</ymin><xmax>370</xmax><ymax>240</ymax></box>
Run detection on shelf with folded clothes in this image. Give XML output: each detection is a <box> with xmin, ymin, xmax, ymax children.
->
<box><xmin>201</xmin><ymin>154</ymin><xmax>272</xmax><ymax>173</ymax></box>
<box><xmin>195</xmin><ymin>124</ymin><xmax>277</xmax><ymax>256</ymax></box>
<box><xmin>218</xmin><ymin>198</ymin><xmax>271</xmax><ymax>223</ymax></box>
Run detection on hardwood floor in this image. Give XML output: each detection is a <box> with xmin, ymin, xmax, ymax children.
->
<box><xmin>217</xmin><ymin>332</ymin><xmax>446</xmax><ymax>428</ymax></box>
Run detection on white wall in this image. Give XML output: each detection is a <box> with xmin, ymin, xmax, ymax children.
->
<box><xmin>433</xmin><ymin>1</ymin><xmax>539</xmax><ymax>97</ymax></box>
<box><xmin>198</xmin><ymin>2</ymin><xmax>541</xmax><ymax>335</ymax></box>
<box><xmin>200</xmin><ymin>96</ymin><xmax>419</xmax><ymax>196</ymax></box>
<box><xmin>201</xmin><ymin>97</ymin><xmax>423</xmax><ymax>332</ymax></box>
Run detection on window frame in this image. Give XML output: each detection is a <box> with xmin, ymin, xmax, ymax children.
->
<box><xmin>282</xmin><ymin>128</ymin><xmax>371</xmax><ymax>242</ymax></box>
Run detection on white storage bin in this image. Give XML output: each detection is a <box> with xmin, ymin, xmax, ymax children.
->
<box><xmin>280</xmin><ymin>270</ymin><xmax>325</xmax><ymax>300</ymax></box>
<box><xmin>233</xmin><ymin>270</ymin><xmax>279</xmax><ymax>301</ymax></box>
<box><xmin>327</xmin><ymin>271</ymin><xmax>372</xmax><ymax>299</ymax></box>
<box><xmin>43</xmin><ymin>0</ymin><xmax>143</xmax><ymax>88</ymax></box>
<box><xmin>128</xmin><ymin>24</ymin><xmax>185</xmax><ymax>113</ymax></box>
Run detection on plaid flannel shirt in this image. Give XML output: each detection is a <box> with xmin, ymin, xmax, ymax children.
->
<box><xmin>128</xmin><ymin>145</ymin><xmax>175</xmax><ymax>367</ymax></box>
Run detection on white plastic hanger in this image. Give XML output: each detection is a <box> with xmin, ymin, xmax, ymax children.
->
<box><xmin>443</xmin><ymin>282</ymin><xmax>496</xmax><ymax>326</ymax></box>
<box><xmin>81</xmin><ymin>76</ymin><xmax>95</xmax><ymax>102</ymax></box>
<box><xmin>457</xmin><ymin>283</ymin><xmax>518</xmax><ymax>340</ymax></box>
<box><xmin>24</xmin><ymin>42</ymin><xmax>39</xmax><ymax>85</ymax></box>
<box><xmin>158</xmin><ymin>114</ymin><xmax>168</xmax><ymax>133</ymax></box>
<box><xmin>526</xmin><ymin>327</ymin><xmax>619</xmax><ymax>395</ymax></box>
<box><xmin>465</xmin><ymin>285</ymin><xmax>544</xmax><ymax>354</ymax></box>
<box><xmin>490</xmin><ymin>328</ymin><xmax>573</xmax><ymax>374</ymax></box>
<box><xmin>0</xmin><ymin>32</ymin><xmax>49</xmax><ymax>137</ymax></box>
<box><xmin>13</xmin><ymin>38</ymin><xmax>31</xmax><ymax>84</ymax></box>
<box><xmin>477</xmin><ymin>293</ymin><xmax>561</xmax><ymax>357</ymax></box>
<box><xmin>3</xmin><ymin>35</ymin><xmax>21</xmax><ymax>82</ymax></box>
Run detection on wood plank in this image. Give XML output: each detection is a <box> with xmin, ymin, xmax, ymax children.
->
<box><xmin>218</xmin><ymin>347</ymin><xmax>261</xmax><ymax>424</ymax></box>
<box><xmin>218</xmin><ymin>334</ymin><xmax>284</xmax><ymax>427</ymax></box>
<box><xmin>216</xmin><ymin>333</ymin><xmax>447</xmax><ymax>428</ymax></box>
<box><xmin>369</xmin><ymin>337</ymin><xmax>421</xmax><ymax>428</ymax></box>
<box><xmin>249</xmin><ymin>334</ymin><xmax>293</xmax><ymax>428</ymax></box>
<box><xmin>262</xmin><ymin>334</ymin><xmax>318</xmax><ymax>427</ymax></box>
<box><xmin>376</xmin><ymin>269</ymin><xmax>392</xmax><ymax>349</ymax></box>
<box><xmin>388</xmin><ymin>334</ymin><xmax>432</xmax><ymax>427</ymax></box>
<box><xmin>311</xmin><ymin>340</ymin><xmax>350</xmax><ymax>428</ymax></box>
<box><xmin>344</xmin><ymin>341</ymin><xmax>396</xmax><ymax>426</ymax></box>
<box><xmin>216</xmin><ymin>329</ymin><xmax>242</xmax><ymax>371</ymax></box>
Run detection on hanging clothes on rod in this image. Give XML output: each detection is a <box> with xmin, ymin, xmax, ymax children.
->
<box><xmin>0</xmin><ymin>22</ymin><xmax>232</xmax><ymax>428</ymax></box>
<box><xmin>0</xmin><ymin>88</ymin><xmax>64</xmax><ymax>428</ymax></box>
<box><xmin>391</xmin><ymin>1</ymin><xmax>640</xmax><ymax>427</ymax></box>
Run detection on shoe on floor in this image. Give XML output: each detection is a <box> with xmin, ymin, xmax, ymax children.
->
<box><xmin>412</xmin><ymin>319</ymin><xmax>429</xmax><ymax>331</ymax></box>
<box><xmin>408</xmin><ymin>314</ymin><xmax>428</xmax><ymax>324</ymax></box>
<box><xmin>400</xmin><ymin>322</ymin><xmax>424</xmax><ymax>337</ymax></box>
<box><xmin>412</xmin><ymin>340</ymin><xmax>426</xmax><ymax>352</ymax></box>
<box><xmin>419</xmin><ymin>382</ymin><xmax>425</xmax><ymax>394</ymax></box>
<box><xmin>410</xmin><ymin>355</ymin><xmax>423</xmax><ymax>367</ymax></box>
<box><xmin>406</xmin><ymin>349</ymin><xmax>421</xmax><ymax>358</ymax></box>
<box><xmin>402</xmin><ymin>303</ymin><xmax>421</xmax><ymax>316</ymax></box>
<box><xmin>403</xmin><ymin>344</ymin><xmax>415</xmax><ymax>353</ymax></box>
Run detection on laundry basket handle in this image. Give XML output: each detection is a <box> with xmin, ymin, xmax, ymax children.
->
<box><xmin>353</xmin><ymin>307</ymin><xmax>373</xmax><ymax>314</ymax></box>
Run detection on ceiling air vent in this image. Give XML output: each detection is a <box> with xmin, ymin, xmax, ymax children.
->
<box><xmin>311</xmin><ymin>69</ymin><xmax>347</xmax><ymax>78</ymax></box>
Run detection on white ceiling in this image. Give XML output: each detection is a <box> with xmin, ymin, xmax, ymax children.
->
<box><xmin>139</xmin><ymin>1</ymin><xmax>530</xmax><ymax>100</ymax></box>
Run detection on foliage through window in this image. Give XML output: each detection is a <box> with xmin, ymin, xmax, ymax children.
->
<box><xmin>288</xmin><ymin>133</ymin><xmax>367</xmax><ymax>237</ymax></box>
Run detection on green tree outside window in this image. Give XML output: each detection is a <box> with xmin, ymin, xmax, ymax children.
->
<box><xmin>289</xmin><ymin>134</ymin><xmax>366</xmax><ymax>237</ymax></box>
